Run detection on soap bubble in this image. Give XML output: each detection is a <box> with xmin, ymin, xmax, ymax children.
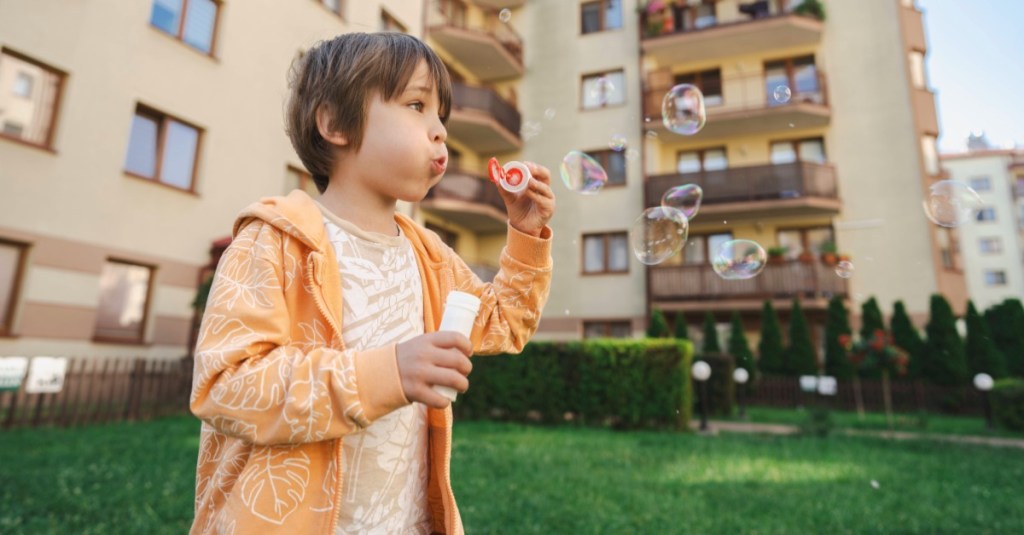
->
<box><xmin>608</xmin><ymin>134</ymin><xmax>627</xmax><ymax>151</ymax></box>
<box><xmin>835</xmin><ymin>260</ymin><xmax>855</xmax><ymax>279</ymax></box>
<box><xmin>922</xmin><ymin>180</ymin><xmax>982</xmax><ymax>227</ymax></box>
<box><xmin>629</xmin><ymin>207</ymin><xmax>689</xmax><ymax>265</ymax></box>
<box><xmin>625</xmin><ymin>148</ymin><xmax>640</xmax><ymax>161</ymax></box>
<box><xmin>560</xmin><ymin>150</ymin><xmax>608</xmax><ymax>195</ymax></box>
<box><xmin>646</xmin><ymin>130</ymin><xmax>659</xmax><ymax>139</ymax></box>
<box><xmin>499</xmin><ymin>9</ymin><xmax>511</xmax><ymax>23</ymax></box>
<box><xmin>711</xmin><ymin>240</ymin><xmax>767</xmax><ymax>280</ymax></box>
<box><xmin>544</xmin><ymin>107</ymin><xmax>557</xmax><ymax>120</ymax></box>
<box><xmin>662</xmin><ymin>84</ymin><xmax>706</xmax><ymax>136</ymax></box>
<box><xmin>520</xmin><ymin>120</ymin><xmax>542</xmax><ymax>140</ymax></box>
<box><xmin>661</xmin><ymin>184</ymin><xmax>703</xmax><ymax>220</ymax></box>
<box><xmin>588</xmin><ymin>76</ymin><xmax>617</xmax><ymax>106</ymax></box>
<box><xmin>773</xmin><ymin>85</ymin><xmax>792</xmax><ymax>104</ymax></box>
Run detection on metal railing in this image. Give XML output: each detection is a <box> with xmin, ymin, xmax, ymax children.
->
<box><xmin>650</xmin><ymin>259</ymin><xmax>848</xmax><ymax>301</ymax></box>
<box><xmin>640</xmin><ymin>0</ymin><xmax>812</xmax><ymax>38</ymax></box>
<box><xmin>423</xmin><ymin>168</ymin><xmax>507</xmax><ymax>215</ymax></box>
<box><xmin>645</xmin><ymin>162</ymin><xmax>838</xmax><ymax>207</ymax></box>
<box><xmin>428</xmin><ymin>0</ymin><xmax>523</xmax><ymax>64</ymax></box>
<box><xmin>644</xmin><ymin>69</ymin><xmax>829</xmax><ymax>120</ymax></box>
<box><xmin>451</xmin><ymin>81</ymin><xmax>521</xmax><ymax>138</ymax></box>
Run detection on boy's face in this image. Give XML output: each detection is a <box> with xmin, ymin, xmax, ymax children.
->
<box><xmin>347</xmin><ymin>60</ymin><xmax>448</xmax><ymax>203</ymax></box>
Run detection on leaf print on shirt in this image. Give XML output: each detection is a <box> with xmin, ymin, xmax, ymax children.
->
<box><xmin>239</xmin><ymin>447</ymin><xmax>311</xmax><ymax>525</ymax></box>
<box><xmin>210</xmin><ymin>355</ymin><xmax>289</xmax><ymax>412</ymax></box>
<box><xmin>209</xmin><ymin>250</ymin><xmax>281</xmax><ymax>311</ymax></box>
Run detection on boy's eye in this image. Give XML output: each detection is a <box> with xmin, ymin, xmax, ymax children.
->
<box><xmin>408</xmin><ymin>101</ymin><xmax>424</xmax><ymax>112</ymax></box>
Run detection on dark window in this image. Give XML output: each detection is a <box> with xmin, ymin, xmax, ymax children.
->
<box><xmin>93</xmin><ymin>260</ymin><xmax>155</xmax><ymax>344</ymax></box>
<box><xmin>150</xmin><ymin>0</ymin><xmax>221</xmax><ymax>55</ymax></box>
<box><xmin>588</xmin><ymin>149</ymin><xmax>626</xmax><ymax>186</ymax></box>
<box><xmin>584</xmin><ymin>320</ymin><xmax>632</xmax><ymax>339</ymax></box>
<box><xmin>676</xmin><ymin>147</ymin><xmax>727</xmax><ymax>173</ymax></box>
<box><xmin>765</xmin><ymin>55</ymin><xmax>821</xmax><ymax>105</ymax></box>
<box><xmin>124</xmin><ymin>105</ymin><xmax>202</xmax><ymax>192</ymax></box>
<box><xmin>674</xmin><ymin>69</ymin><xmax>722</xmax><ymax>106</ymax></box>
<box><xmin>583</xmin><ymin>232</ymin><xmax>629</xmax><ymax>274</ymax></box>
<box><xmin>581</xmin><ymin>0</ymin><xmax>622</xmax><ymax>34</ymax></box>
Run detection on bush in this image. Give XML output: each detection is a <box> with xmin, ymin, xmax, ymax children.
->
<box><xmin>788</xmin><ymin>298</ymin><xmax>818</xmax><ymax>375</ymax></box>
<box><xmin>702</xmin><ymin>311</ymin><xmax>721</xmax><ymax>353</ymax></box>
<box><xmin>824</xmin><ymin>296</ymin><xmax>855</xmax><ymax>379</ymax></box>
<box><xmin>793</xmin><ymin>0</ymin><xmax>826</xmax><ymax>20</ymax></box>
<box><xmin>696</xmin><ymin>352</ymin><xmax>735</xmax><ymax>417</ymax></box>
<box><xmin>674</xmin><ymin>314</ymin><xmax>690</xmax><ymax>340</ymax></box>
<box><xmin>986</xmin><ymin>299</ymin><xmax>1024</xmax><ymax>377</ymax></box>
<box><xmin>991</xmin><ymin>378</ymin><xmax>1024</xmax><ymax>431</ymax></box>
<box><xmin>965</xmin><ymin>300</ymin><xmax>1008</xmax><ymax>378</ymax></box>
<box><xmin>891</xmin><ymin>300</ymin><xmax>925</xmax><ymax>379</ymax></box>
<box><xmin>455</xmin><ymin>339</ymin><xmax>694</xmax><ymax>430</ymax></box>
<box><xmin>647</xmin><ymin>308</ymin><xmax>670</xmax><ymax>338</ymax></box>
<box><xmin>923</xmin><ymin>294</ymin><xmax>969</xmax><ymax>386</ymax></box>
<box><xmin>758</xmin><ymin>300</ymin><xmax>786</xmax><ymax>376</ymax></box>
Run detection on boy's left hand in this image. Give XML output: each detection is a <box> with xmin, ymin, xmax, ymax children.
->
<box><xmin>493</xmin><ymin>161</ymin><xmax>556</xmax><ymax>238</ymax></box>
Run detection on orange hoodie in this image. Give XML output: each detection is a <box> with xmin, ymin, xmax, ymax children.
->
<box><xmin>189</xmin><ymin>190</ymin><xmax>552</xmax><ymax>534</ymax></box>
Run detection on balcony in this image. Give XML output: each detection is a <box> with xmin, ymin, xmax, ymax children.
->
<box><xmin>427</xmin><ymin>2</ymin><xmax>523</xmax><ymax>82</ymax></box>
<box><xmin>448</xmin><ymin>82</ymin><xmax>522</xmax><ymax>154</ymax></box>
<box><xmin>420</xmin><ymin>169</ymin><xmax>508</xmax><ymax>232</ymax></box>
<box><xmin>649</xmin><ymin>260</ymin><xmax>848</xmax><ymax>303</ymax></box>
<box><xmin>912</xmin><ymin>87</ymin><xmax>939</xmax><ymax>136</ymax></box>
<box><xmin>473</xmin><ymin>0</ymin><xmax>525</xmax><ymax>9</ymax></box>
<box><xmin>640</xmin><ymin>1</ymin><xmax>823</xmax><ymax>65</ymax></box>
<box><xmin>643</xmin><ymin>70</ymin><xmax>830</xmax><ymax>138</ymax></box>
<box><xmin>646</xmin><ymin>162</ymin><xmax>840</xmax><ymax>219</ymax></box>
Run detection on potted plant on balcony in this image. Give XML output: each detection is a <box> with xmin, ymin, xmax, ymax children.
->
<box><xmin>767</xmin><ymin>246</ymin><xmax>788</xmax><ymax>265</ymax></box>
<box><xmin>798</xmin><ymin>249</ymin><xmax>815</xmax><ymax>264</ymax></box>
<box><xmin>792</xmin><ymin>0</ymin><xmax>826</xmax><ymax>21</ymax></box>
<box><xmin>819</xmin><ymin>239</ymin><xmax>838</xmax><ymax>266</ymax></box>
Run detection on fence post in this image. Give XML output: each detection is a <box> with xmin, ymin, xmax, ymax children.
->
<box><xmin>124</xmin><ymin>359</ymin><xmax>145</xmax><ymax>421</ymax></box>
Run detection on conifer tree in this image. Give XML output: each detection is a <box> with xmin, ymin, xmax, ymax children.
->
<box><xmin>758</xmin><ymin>300</ymin><xmax>786</xmax><ymax>375</ymax></box>
<box><xmin>788</xmin><ymin>298</ymin><xmax>819</xmax><ymax>375</ymax></box>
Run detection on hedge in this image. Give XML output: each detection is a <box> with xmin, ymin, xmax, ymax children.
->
<box><xmin>991</xmin><ymin>378</ymin><xmax>1024</xmax><ymax>431</ymax></box>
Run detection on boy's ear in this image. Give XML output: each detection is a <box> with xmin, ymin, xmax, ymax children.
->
<box><xmin>315</xmin><ymin>105</ymin><xmax>348</xmax><ymax>147</ymax></box>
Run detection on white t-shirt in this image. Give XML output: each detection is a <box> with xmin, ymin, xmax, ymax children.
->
<box><xmin>319</xmin><ymin>205</ymin><xmax>431</xmax><ymax>535</ymax></box>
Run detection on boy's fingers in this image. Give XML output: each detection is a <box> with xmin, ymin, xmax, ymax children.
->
<box><xmin>431</xmin><ymin>331</ymin><xmax>472</xmax><ymax>356</ymax></box>
<box><xmin>526</xmin><ymin>162</ymin><xmax>552</xmax><ymax>185</ymax></box>
<box><xmin>418</xmin><ymin>386</ymin><xmax>453</xmax><ymax>409</ymax></box>
<box><xmin>435</xmin><ymin>350</ymin><xmax>473</xmax><ymax>376</ymax></box>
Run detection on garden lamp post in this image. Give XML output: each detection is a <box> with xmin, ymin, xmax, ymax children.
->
<box><xmin>692</xmin><ymin>361</ymin><xmax>712</xmax><ymax>432</ymax></box>
<box><xmin>973</xmin><ymin>373</ymin><xmax>994</xmax><ymax>430</ymax></box>
<box><xmin>733</xmin><ymin>367</ymin><xmax>749</xmax><ymax>419</ymax></box>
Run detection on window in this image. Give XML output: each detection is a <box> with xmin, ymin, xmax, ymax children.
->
<box><xmin>979</xmin><ymin>237</ymin><xmax>1002</xmax><ymax>254</ymax></box>
<box><xmin>436</xmin><ymin>0</ymin><xmax>466</xmax><ymax>27</ymax></box>
<box><xmin>0</xmin><ymin>240</ymin><xmax>28</xmax><ymax>336</ymax></box>
<box><xmin>764</xmin><ymin>56</ymin><xmax>821</xmax><ymax>105</ymax></box>
<box><xmin>984</xmin><ymin>270</ymin><xmax>1007</xmax><ymax>286</ymax></box>
<box><xmin>582</xmin><ymin>232</ymin><xmax>629</xmax><ymax>274</ymax></box>
<box><xmin>677</xmin><ymin>147</ymin><xmax>727</xmax><ymax>173</ymax></box>
<box><xmin>969</xmin><ymin>176</ymin><xmax>991</xmax><ymax>192</ymax></box>
<box><xmin>677</xmin><ymin>233</ymin><xmax>733</xmax><ymax>266</ymax></box>
<box><xmin>588</xmin><ymin>150</ymin><xmax>626</xmax><ymax>186</ymax></box>
<box><xmin>777</xmin><ymin>227</ymin><xmax>833</xmax><ymax>260</ymax></box>
<box><xmin>921</xmin><ymin>135</ymin><xmax>939</xmax><ymax>175</ymax></box>
<box><xmin>976</xmin><ymin>207</ymin><xmax>996</xmax><ymax>222</ymax></box>
<box><xmin>149</xmin><ymin>0</ymin><xmax>221</xmax><ymax>55</ymax></box>
<box><xmin>124</xmin><ymin>105</ymin><xmax>202</xmax><ymax>191</ymax></box>
<box><xmin>584</xmin><ymin>320</ymin><xmax>632</xmax><ymax>339</ymax></box>
<box><xmin>674</xmin><ymin>69</ymin><xmax>722</xmax><ymax>106</ymax></box>
<box><xmin>0</xmin><ymin>49</ymin><xmax>65</xmax><ymax>149</ymax></box>
<box><xmin>426</xmin><ymin>223</ymin><xmax>459</xmax><ymax>250</ymax></box>
<box><xmin>317</xmin><ymin>0</ymin><xmax>344</xmax><ymax>17</ymax></box>
<box><xmin>381</xmin><ymin>9</ymin><xmax>408</xmax><ymax>32</ymax></box>
<box><xmin>581</xmin><ymin>0</ymin><xmax>623</xmax><ymax>34</ymax></box>
<box><xmin>908</xmin><ymin>50</ymin><xmax>927</xmax><ymax>89</ymax></box>
<box><xmin>770</xmin><ymin>138</ymin><xmax>826</xmax><ymax>164</ymax></box>
<box><xmin>286</xmin><ymin>165</ymin><xmax>318</xmax><ymax>197</ymax></box>
<box><xmin>582</xmin><ymin>70</ymin><xmax>626</xmax><ymax>109</ymax></box>
<box><xmin>94</xmin><ymin>260</ymin><xmax>154</xmax><ymax>344</ymax></box>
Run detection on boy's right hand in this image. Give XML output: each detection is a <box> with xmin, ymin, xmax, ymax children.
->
<box><xmin>396</xmin><ymin>332</ymin><xmax>473</xmax><ymax>409</ymax></box>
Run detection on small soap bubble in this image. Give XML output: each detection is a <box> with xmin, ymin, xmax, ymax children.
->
<box><xmin>662</xmin><ymin>84</ymin><xmax>706</xmax><ymax>135</ymax></box>
<box><xmin>588</xmin><ymin>77</ymin><xmax>616</xmax><ymax>106</ymax></box>
<box><xmin>625</xmin><ymin>148</ymin><xmax>640</xmax><ymax>161</ymax></box>
<box><xmin>646</xmin><ymin>130</ymin><xmax>659</xmax><ymax>139</ymax></box>
<box><xmin>560</xmin><ymin>150</ymin><xmax>608</xmax><ymax>195</ymax></box>
<box><xmin>773</xmin><ymin>85</ymin><xmax>792</xmax><ymax>104</ymax></box>
<box><xmin>661</xmin><ymin>184</ymin><xmax>703</xmax><ymax>220</ymax></box>
<box><xmin>544</xmin><ymin>107</ymin><xmax>557</xmax><ymax>120</ymax></box>
<box><xmin>498</xmin><ymin>9</ymin><xmax>512</xmax><ymax>23</ymax></box>
<box><xmin>629</xmin><ymin>207</ymin><xmax>689</xmax><ymax>265</ymax></box>
<box><xmin>870</xmin><ymin>480</ymin><xmax>880</xmax><ymax>490</ymax></box>
<box><xmin>922</xmin><ymin>180</ymin><xmax>982</xmax><ymax>228</ymax></box>
<box><xmin>835</xmin><ymin>260</ymin><xmax>855</xmax><ymax>279</ymax></box>
<box><xmin>711</xmin><ymin>240</ymin><xmax>767</xmax><ymax>280</ymax></box>
<box><xmin>520</xmin><ymin>120</ymin><xmax>542</xmax><ymax>140</ymax></box>
<box><xmin>788</xmin><ymin>123</ymin><xmax>795</xmax><ymax>128</ymax></box>
<box><xmin>564</xmin><ymin>309</ymin><xmax>570</xmax><ymax>315</ymax></box>
<box><xmin>608</xmin><ymin>134</ymin><xmax>627</xmax><ymax>151</ymax></box>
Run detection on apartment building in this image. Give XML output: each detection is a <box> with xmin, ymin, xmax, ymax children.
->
<box><xmin>520</xmin><ymin>0</ymin><xmax>965</xmax><ymax>346</ymax></box>
<box><xmin>0</xmin><ymin>0</ymin><xmax>430</xmax><ymax>359</ymax></box>
<box><xmin>941</xmin><ymin>148</ymin><xmax>1024</xmax><ymax>309</ymax></box>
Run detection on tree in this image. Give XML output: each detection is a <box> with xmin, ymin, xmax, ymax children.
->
<box><xmin>787</xmin><ymin>298</ymin><xmax>818</xmax><ymax>375</ymax></box>
<box><xmin>674</xmin><ymin>314</ymin><xmax>690</xmax><ymax>340</ymax></box>
<box><xmin>728</xmin><ymin>311</ymin><xmax>754</xmax><ymax>374</ymax></box>
<box><xmin>702</xmin><ymin>311</ymin><xmax>721</xmax><ymax>353</ymax></box>
<box><xmin>758</xmin><ymin>300</ymin><xmax>786</xmax><ymax>376</ymax></box>
<box><xmin>986</xmin><ymin>299</ymin><xmax>1024</xmax><ymax>377</ymax></box>
<box><xmin>860</xmin><ymin>297</ymin><xmax>885</xmax><ymax>342</ymax></box>
<box><xmin>891</xmin><ymin>300</ymin><xmax>925</xmax><ymax>380</ymax></box>
<box><xmin>647</xmin><ymin>308</ymin><xmax>670</xmax><ymax>338</ymax></box>
<box><xmin>824</xmin><ymin>296</ymin><xmax>855</xmax><ymax>379</ymax></box>
<box><xmin>965</xmin><ymin>301</ymin><xmax>1008</xmax><ymax>378</ymax></box>
<box><xmin>922</xmin><ymin>294</ymin><xmax>969</xmax><ymax>386</ymax></box>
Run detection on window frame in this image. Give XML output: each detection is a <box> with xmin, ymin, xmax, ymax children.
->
<box><xmin>968</xmin><ymin>176</ymin><xmax>991</xmax><ymax>192</ymax></box>
<box><xmin>580</xmin><ymin>69</ymin><xmax>626</xmax><ymax>111</ymax></box>
<box><xmin>770</xmin><ymin>137</ymin><xmax>827</xmax><ymax>164</ymax></box>
<box><xmin>676</xmin><ymin>146</ymin><xmax>728</xmax><ymax>173</ymax></box>
<box><xmin>149</xmin><ymin>0</ymin><xmax>223</xmax><ymax>57</ymax></box>
<box><xmin>775</xmin><ymin>226</ymin><xmax>834</xmax><ymax>259</ymax></box>
<box><xmin>582</xmin><ymin>319</ymin><xmax>632</xmax><ymax>339</ymax></box>
<box><xmin>581</xmin><ymin>231</ymin><xmax>629</xmax><ymax>275</ymax></box>
<box><xmin>124</xmin><ymin>103</ymin><xmax>204</xmax><ymax>194</ymax></box>
<box><xmin>580</xmin><ymin>0</ymin><xmax>623</xmax><ymax>35</ymax></box>
<box><xmin>983</xmin><ymin>270</ymin><xmax>1007</xmax><ymax>287</ymax></box>
<box><xmin>975</xmin><ymin>206</ymin><xmax>997</xmax><ymax>222</ymax></box>
<box><xmin>0</xmin><ymin>238</ymin><xmax>29</xmax><ymax>337</ymax></box>
<box><xmin>978</xmin><ymin>237</ymin><xmax>1002</xmax><ymax>255</ymax></box>
<box><xmin>92</xmin><ymin>258</ymin><xmax>157</xmax><ymax>345</ymax></box>
<box><xmin>0</xmin><ymin>47</ymin><xmax>67</xmax><ymax>152</ymax></box>
<box><xmin>764</xmin><ymin>55</ymin><xmax>821</xmax><ymax>105</ymax></box>
<box><xmin>314</xmin><ymin>0</ymin><xmax>346</xmax><ymax>19</ymax></box>
<box><xmin>587</xmin><ymin>149</ymin><xmax>627</xmax><ymax>187</ymax></box>
<box><xmin>673</xmin><ymin>68</ymin><xmax>723</xmax><ymax>106</ymax></box>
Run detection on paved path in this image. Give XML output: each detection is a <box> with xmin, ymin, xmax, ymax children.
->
<box><xmin>691</xmin><ymin>419</ymin><xmax>1024</xmax><ymax>449</ymax></box>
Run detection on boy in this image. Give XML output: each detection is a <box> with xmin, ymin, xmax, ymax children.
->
<box><xmin>189</xmin><ymin>32</ymin><xmax>554</xmax><ymax>534</ymax></box>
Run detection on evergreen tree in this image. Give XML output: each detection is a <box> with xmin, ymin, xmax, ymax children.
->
<box><xmin>986</xmin><ymin>299</ymin><xmax>1024</xmax><ymax>377</ymax></box>
<box><xmin>965</xmin><ymin>301</ymin><xmax>1008</xmax><ymax>378</ymax></box>
<box><xmin>758</xmin><ymin>300</ymin><xmax>786</xmax><ymax>376</ymax></box>
<box><xmin>728</xmin><ymin>311</ymin><xmax>754</xmax><ymax>373</ymax></box>
<box><xmin>674</xmin><ymin>314</ymin><xmax>690</xmax><ymax>340</ymax></box>
<box><xmin>702</xmin><ymin>311</ymin><xmax>721</xmax><ymax>353</ymax></box>
<box><xmin>788</xmin><ymin>298</ymin><xmax>819</xmax><ymax>375</ymax></box>
<box><xmin>824</xmin><ymin>296</ymin><xmax>855</xmax><ymax>379</ymax></box>
<box><xmin>647</xmin><ymin>308</ymin><xmax>670</xmax><ymax>338</ymax></box>
<box><xmin>860</xmin><ymin>297</ymin><xmax>885</xmax><ymax>342</ymax></box>
<box><xmin>922</xmin><ymin>294</ymin><xmax>969</xmax><ymax>386</ymax></box>
<box><xmin>891</xmin><ymin>300</ymin><xmax>926</xmax><ymax>379</ymax></box>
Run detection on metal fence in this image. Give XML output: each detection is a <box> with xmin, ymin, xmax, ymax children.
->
<box><xmin>747</xmin><ymin>376</ymin><xmax>985</xmax><ymax>414</ymax></box>
<box><xmin>1</xmin><ymin>356</ymin><xmax>193</xmax><ymax>430</ymax></box>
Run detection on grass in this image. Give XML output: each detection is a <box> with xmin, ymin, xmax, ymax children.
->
<box><xmin>2</xmin><ymin>416</ymin><xmax>1022</xmax><ymax>534</ymax></box>
<box><xmin>726</xmin><ymin>405</ymin><xmax>1024</xmax><ymax>438</ymax></box>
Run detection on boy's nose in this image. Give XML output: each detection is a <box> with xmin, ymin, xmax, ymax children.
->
<box><xmin>432</xmin><ymin>123</ymin><xmax>447</xmax><ymax>144</ymax></box>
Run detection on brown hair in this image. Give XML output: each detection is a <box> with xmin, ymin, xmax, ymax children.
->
<box><xmin>285</xmin><ymin>32</ymin><xmax>452</xmax><ymax>193</ymax></box>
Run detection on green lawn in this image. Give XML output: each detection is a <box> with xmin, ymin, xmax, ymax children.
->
<box><xmin>2</xmin><ymin>416</ymin><xmax>1022</xmax><ymax>534</ymax></box>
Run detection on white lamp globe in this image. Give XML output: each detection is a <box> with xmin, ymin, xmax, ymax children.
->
<box><xmin>733</xmin><ymin>368</ymin><xmax>750</xmax><ymax>384</ymax></box>
<box><xmin>692</xmin><ymin>361</ymin><xmax>712</xmax><ymax>382</ymax></box>
<box><xmin>973</xmin><ymin>373</ymin><xmax>994</xmax><ymax>392</ymax></box>
<box><xmin>799</xmin><ymin>375</ymin><xmax>818</xmax><ymax>393</ymax></box>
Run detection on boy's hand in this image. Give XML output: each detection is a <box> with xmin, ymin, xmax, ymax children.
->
<box><xmin>494</xmin><ymin>161</ymin><xmax>556</xmax><ymax>238</ymax></box>
<box><xmin>396</xmin><ymin>332</ymin><xmax>473</xmax><ymax>409</ymax></box>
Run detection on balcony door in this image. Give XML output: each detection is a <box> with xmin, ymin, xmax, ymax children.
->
<box><xmin>765</xmin><ymin>55</ymin><xmax>821</xmax><ymax>106</ymax></box>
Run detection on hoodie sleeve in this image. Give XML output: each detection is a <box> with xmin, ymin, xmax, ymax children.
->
<box><xmin>189</xmin><ymin>220</ymin><xmax>408</xmax><ymax>446</ymax></box>
<box><xmin>445</xmin><ymin>223</ymin><xmax>553</xmax><ymax>355</ymax></box>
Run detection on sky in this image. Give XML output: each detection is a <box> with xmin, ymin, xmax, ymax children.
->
<box><xmin>919</xmin><ymin>0</ymin><xmax>1024</xmax><ymax>152</ymax></box>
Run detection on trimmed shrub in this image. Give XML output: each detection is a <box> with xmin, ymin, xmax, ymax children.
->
<box><xmin>986</xmin><ymin>299</ymin><xmax>1024</xmax><ymax>378</ymax></box>
<box><xmin>923</xmin><ymin>294</ymin><xmax>969</xmax><ymax>386</ymax></box>
<box><xmin>891</xmin><ymin>300</ymin><xmax>925</xmax><ymax>380</ymax></box>
<box><xmin>728</xmin><ymin>311</ymin><xmax>754</xmax><ymax>375</ymax></box>
<box><xmin>702</xmin><ymin>311</ymin><xmax>721</xmax><ymax>353</ymax></box>
<box><xmin>674</xmin><ymin>314</ymin><xmax>690</xmax><ymax>340</ymax></box>
<box><xmin>991</xmin><ymin>378</ymin><xmax>1024</xmax><ymax>431</ymax></box>
<box><xmin>647</xmin><ymin>308</ymin><xmax>670</xmax><ymax>338</ymax></box>
<box><xmin>758</xmin><ymin>300</ymin><xmax>786</xmax><ymax>376</ymax></box>
<box><xmin>788</xmin><ymin>298</ymin><xmax>818</xmax><ymax>375</ymax></box>
<box><xmin>965</xmin><ymin>300</ymin><xmax>1008</xmax><ymax>378</ymax></box>
<box><xmin>824</xmin><ymin>296</ymin><xmax>855</xmax><ymax>379</ymax></box>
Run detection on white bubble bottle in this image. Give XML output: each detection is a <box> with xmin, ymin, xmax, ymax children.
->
<box><xmin>488</xmin><ymin>157</ymin><xmax>531</xmax><ymax>194</ymax></box>
<box><xmin>433</xmin><ymin>291</ymin><xmax>481</xmax><ymax>402</ymax></box>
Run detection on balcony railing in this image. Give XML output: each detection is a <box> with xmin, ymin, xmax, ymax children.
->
<box><xmin>449</xmin><ymin>81</ymin><xmax>521</xmax><ymax>152</ymax></box>
<box><xmin>650</xmin><ymin>259</ymin><xmax>848</xmax><ymax>302</ymax></box>
<box><xmin>420</xmin><ymin>168</ymin><xmax>507</xmax><ymax>231</ymax></box>
<box><xmin>645</xmin><ymin>162</ymin><xmax>839</xmax><ymax>208</ymax></box>
<box><xmin>427</xmin><ymin>1</ymin><xmax>523</xmax><ymax>80</ymax></box>
<box><xmin>639</xmin><ymin>0</ymin><xmax>814</xmax><ymax>39</ymax></box>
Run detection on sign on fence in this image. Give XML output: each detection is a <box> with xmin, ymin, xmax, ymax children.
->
<box><xmin>0</xmin><ymin>357</ymin><xmax>29</xmax><ymax>392</ymax></box>
<box><xmin>25</xmin><ymin>357</ymin><xmax>69</xmax><ymax>394</ymax></box>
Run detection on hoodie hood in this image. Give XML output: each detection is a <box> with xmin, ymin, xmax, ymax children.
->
<box><xmin>233</xmin><ymin>189</ymin><xmax>328</xmax><ymax>252</ymax></box>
